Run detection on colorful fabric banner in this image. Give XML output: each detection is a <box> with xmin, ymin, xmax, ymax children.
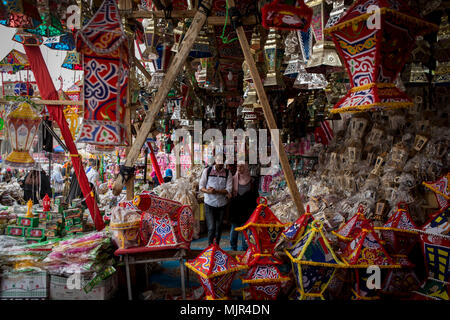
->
<box><xmin>75</xmin><ymin>0</ymin><xmax>128</xmax><ymax>146</ymax></box>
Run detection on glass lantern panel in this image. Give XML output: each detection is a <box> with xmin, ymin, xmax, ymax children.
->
<box><xmin>16</xmin><ymin>123</ymin><xmax>29</xmax><ymax>150</ymax></box>
<box><xmin>8</xmin><ymin>123</ymin><xmax>16</xmax><ymax>149</ymax></box>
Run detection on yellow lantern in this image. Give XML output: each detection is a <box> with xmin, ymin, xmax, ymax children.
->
<box><xmin>5</xmin><ymin>101</ymin><xmax>41</xmax><ymax>168</ymax></box>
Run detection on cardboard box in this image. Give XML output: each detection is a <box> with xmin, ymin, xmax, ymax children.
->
<box><xmin>26</xmin><ymin>228</ymin><xmax>45</xmax><ymax>238</ymax></box>
<box><xmin>45</xmin><ymin>229</ymin><xmax>59</xmax><ymax>238</ymax></box>
<box><xmin>26</xmin><ymin>237</ymin><xmax>46</xmax><ymax>244</ymax></box>
<box><xmin>0</xmin><ymin>271</ymin><xmax>48</xmax><ymax>299</ymax></box>
<box><xmin>65</xmin><ymin>224</ymin><xmax>83</xmax><ymax>233</ymax></box>
<box><xmin>49</xmin><ymin>273</ymin><xmax>118</xmax><ymax>300</ymax></box>
<box><xmin>17</xmin><ymin>216</ymin><xmax>39</xmax><ymax>228</ymax></box>
<box><xmin>63</xmin><ymin>209</ymin><xmax>82</xmax><ymax>219</ymax></box>
<box><xmin>6</xmin><ymin>226</ymin><xmax>26</xmax><ymax>237</ymax></box>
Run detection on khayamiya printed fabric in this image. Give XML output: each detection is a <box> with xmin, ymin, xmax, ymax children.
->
<box><xmin>75</xmin><ymin>0</ymin><xmax>128</xmax><ymax>146</ymax></box>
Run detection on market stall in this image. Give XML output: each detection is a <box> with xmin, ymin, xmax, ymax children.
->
<box><xmin>0</xmin><ymin>0</ymin><xmax>447</xmax><ymax>301</ymax></box>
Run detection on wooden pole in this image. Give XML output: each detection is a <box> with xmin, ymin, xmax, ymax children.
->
<box><xmin>112</xmin><ymin>0</ymin><xmax>213</xmax><ymax>196</ymax></box>
<box><xmin>228</xmin><ymin>0</ymin><xmax>305</xmax><ymax>215</ymax></box>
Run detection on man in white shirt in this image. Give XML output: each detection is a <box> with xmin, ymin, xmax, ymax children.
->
<box><xmin>85</xmin><ymin>158</ymin><xmax>100</xmax><ymax>187</ymax></box>
<box><xmin>199</xmin><ymin>162</ymin><xmax>233</xmax><ymax>246</ymax></box>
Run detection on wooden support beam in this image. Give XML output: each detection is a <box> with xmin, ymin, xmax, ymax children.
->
<box><xmin>133</xmin><ymin>57</ymin><xmax>152</xmax><ymax>82</ymax></box>
<box><xmin>228</xmin><ymin>0</ymin><xmax>305</xmax><ymax>215</ymax></box>
<box><xmin>128</xmin><ymin>10</ymin><xmax>257</xmax><ymax>26</ymax></box>
<box><xmin>112</xmin><ymin>0</ymin><xmax>213</xmax><ymax>196</ymax></box>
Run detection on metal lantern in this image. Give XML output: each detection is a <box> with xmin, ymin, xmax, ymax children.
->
<box><xmin>148</xmin><ymin>43</ymin><xmax>172</xmax><ymax>89</ymax></box>
<box><xmin>433</xmin><ymin>14</ymin><xmax>450</xmax><ymax>63</ymax></box>
<box><xmin>185</xmin><ymin>243</ymin><xmax>245</xmax><ymax>300</ymax></box>
<box><xmin>286</xmin><ymin>220</ymin><xmax>347</xmax><ymax>300</ymax></box>
<box><xmin>325</xmin><ymin>0</ymin><xmax>438</xmax><ymax>114</ymax></box>
<box><xmin>171</xmin><ymin>20</ymin><xmax>186</xmax><ymax>53</ymax></box>
<box><xmin>263</xmin><ymin>28</ymin><xmax>285</xmax><ymax>87</ymax></box>
<box><xmin>43</xmin><ymin>32</ymin><xmax>75</xmax><ymax>51</ymax></box>
<box><xmin>432</xmin><ymin>61</ymin><xmax>450</xmax><ymax>85</ymax></box>
<box><xmin>5</xmin><ymin>101</ymin><xmax>41</xmax><ymax>168</ymax></box>
<box><xmin>142</xmin><ymin>17</ymin><xmax>160</xmax><ymax>60</ymax></box>
<box><xmin>189</xmin><ymin>24</ymin><xmax>212</xmax><ymax>58</ymax></box>
<box><xmin>305</xmin><ymin>0</ymin><xmax>343</xmax><ymax>74</ymax></box>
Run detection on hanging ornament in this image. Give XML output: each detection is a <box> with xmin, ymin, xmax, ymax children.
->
<box><xmin>43</xmin><ymin>32</ymin><xmax>75</xmax><ymax>51</ymax></box>
<box><xmin>142</xmin><ymin>17</ymin><xmax>160</xmax><ymax>60</ymax></box>
<box><xmin>4</xmin><ymin>101</ymin><xmax>41</xmax><ymax>168</ymax></box>
<box><xmin>325</xmin><ymin>0</ymin><xmax>438</xmax><ymax>114</ymax></box>
<box><xmin>263</xmin><ymin>28</ymin><xmax>285</xmax><ymax>87</ymax></box>
<box><xmin>189</xmin><ymin>24</ymin><xmax>212</xmax><ymax>58</ymax></box>
<box><xmin>0</xmin><ymin>0</ymin><xmax>41</xmax><ymax>28</ymax></box>
<box><xmin>11</xmin><ymin>28</ymin><xmax>42</xmax><ymax>46</ymax></box>
<box><xmin>261</xmin><ymin>0</ymin><xmax>312</xmax><ymax>31</ymax></box>
<box><xmin>171</xmin><ymin>19</ymin><xmax>186</xmax><ymax>53</ymax></box>
<box><xmin>148</xmin><ymin>43</ymin><xmax>172</xmax><ymax>89</ymax></box>
<box><xmin>402</xmin><ymin>63</ymin><xmax>430</xmax><ymax>85</ymax></box>
<box><xmin>305</xmin><ymin>0</ymin><xmax>343</xmax><ymax>75</ymax></box>
<box><xmin>61</xmin><ymin>50</ymin><xmax>82</xmax><ymax>70</ymax></box>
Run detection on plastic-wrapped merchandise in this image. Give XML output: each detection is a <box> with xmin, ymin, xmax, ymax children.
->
<box><xmin>110</xmin><ymin>206</ymin><xmax>141</xmax><ymax>249</ymax></box>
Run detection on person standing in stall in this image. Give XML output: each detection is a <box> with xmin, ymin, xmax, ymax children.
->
<box><xmin>199</xmin><ymin>159</ymin><xmax>233</xmax><ymax>246</ymax></box>
<box><xmin>229</xmin><ymin>163</ymin><xmax>258</xmax><ymax>251</ymax></box>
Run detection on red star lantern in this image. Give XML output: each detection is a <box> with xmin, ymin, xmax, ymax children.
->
<box><xmin>185</xmin><ymin>244</ymin><xmax>245</xmax><ymax>300</ymax></box>
<box><xmin>341</xmin><ymin>226</ymin><xmax>400</xmax><ymax>300</ymax></box>
<box><xmin>235</xmin><ymin>197</ymin><xmax>289</xmax><ymax>257</ymax></box>
<box><xmin>332</xmin><ymin>205</ymin><xmax>372</xmax><ymax>252</ymax></box>
<box><xmin>374</xmin><ymin>202</ymin><xmax>418</xmax><ymax>267</ymax></box>
<box><xmin>325</xmin><ymin>0</ymin><xmax>438</xmax><ymax>114</ymax></box>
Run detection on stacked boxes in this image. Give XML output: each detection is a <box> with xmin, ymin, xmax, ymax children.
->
<box><xmin>40</xmin><ymin>211</ymin><xmax>64</xmax><ymax>239</ymax></box>
<box><xmin>63</xmin><ymin>208</ymin><xmax>84</xmax><ymax>235</ymax></box>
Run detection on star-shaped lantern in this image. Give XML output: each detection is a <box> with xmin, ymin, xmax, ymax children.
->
<box><xmin>341</xmin><ymin>226</ymin><xmax>400</xmax><ymax>300</ymax></box>
<box><xmin>185</xmin><ymin>243</ymin><xmax>245</xmax><ymax>300</ymax></box>
<box><xmin>235</xmin><ymin>197</ymin><xmax>289</xmax><ymax>257</ymax></box>
<box><xmin>374</xmin><ymin>202</ymin><xmax>419</xmax><ymax>267</ymax></box>
<box><xmin>332</xmin><ymin>205</ymin><xmax>371</xmax><ymax>252</ymax></box>
<box><xmin>324</xmin><ymin>0</ymin><xmax>438</xmax><ymax>114</ymax></box>
<box><xmin>286</xmin><ymin>220</ymin><xmax>347</xmax><ymax>300</ymax></box>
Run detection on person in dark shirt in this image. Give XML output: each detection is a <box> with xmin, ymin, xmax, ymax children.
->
<box><xmin>21</xmin><ymin>169</ymin><xmax>52</xmax><ymax>204</ymax></box>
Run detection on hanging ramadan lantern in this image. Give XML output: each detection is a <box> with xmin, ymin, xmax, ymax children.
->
<box><xmin>171</xmin><ymin>19</ymin><xmax>185</xmax><ymax>53</ymax></box>
<box><xmin>142</xmin><ymin>17</ymin><xmax>160</xmax><ymax>60</ymax></box>
<box><xmin>324</xmin><ymin>0</ymin><xmax>348</xmax><ymax>29</ymax></box>
<box><xmin>43</xmin><ymin>32</ymin><xmax>75</xmax><ymax>51</ymax></box>
<box><xmin>305</xmin><ymin>0</ymin><xmax>343</xmax><ymax>74</ymax></box>
<box><xmin>0</xmin><ymin>0</ymin><xmax>41</xmax><ymax>28</ymax></box>
<box><xmin>325</xmin><ymin>0</ymin><xmax>438</xmax><ymax>114</ymax></box>
<box><xmin>432</xmin><ymin>14</ymin><xmax>450</xmax><ymax>85</ymax></box>
<box><xmin>185</xmin><ymin>243</ymin><xmax>245</xmax><ymax>300</ymax></box>
<box><xmin>283</xmin><ymin>30</ymin><xmax>306</xmax><ymax>79</ymax></box>
<box><xmin>4</xmin><ymin>101</ymin><xmax>41</xmax><ymax>168</ymax></box>
<box><xmin>402</xmin><ymin>63</ymin><xmax>430</xmax><ymax>85</ymax></box>
<box><xmin>149</xmin><ymin>43</ymin><xmax>172</xmax><ymax>89</ymax></box>
<box><xmin>11</xmin><ymin>28</ymin><xmax>42</xmax><ymax>46</ymax></box>
<box><xmin>261</xmin><ymin>0</ymin><xmax>313</xmax><ymax>31</ymax></box>
<box><xmin>76</xmin><ymin>0</ymin><xmax>128</xmax><ymax>146</ymax></box>
<box><xmin>25</xmin><ymin>6</ymin><xmax>65</xmax><ymax>37</ymax></box>
<box><xmin>263</xmin><ymin>28</ymin><xmax>285</xmax><ymax>87</ymax></box>
<box><xmin>286</xmin><ymin>220</ymin><xmax>348</xmax><ymax>300</ymax></box>
<box><xmin>189</xmin><ymin>24</ymin><xmax>212</xmax><ymax>58</ymax></box>
<box><xmin>61</xmin><ymin>50</ymin><xmax>82</xmax><ymax>70</ymax></box>
<box><xmin>240</xmin><ymin>255</ymin><xmax>290</xmax><ymax>300</ymax></box>
<box><xmin>294</xmin><ymin>27</ymin><xmax>328</xmax><ymax>89</ymax></box>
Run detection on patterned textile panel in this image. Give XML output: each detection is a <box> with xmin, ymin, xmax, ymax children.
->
<box><xmin>250</xmin><ymin>284</ymin><xmax>280</xmax><ymax>300</ymax></box>
<box><xmin>299</xmin><ymin>264</ymin><xmax>335</xmax><ymax>295</ymax></box>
